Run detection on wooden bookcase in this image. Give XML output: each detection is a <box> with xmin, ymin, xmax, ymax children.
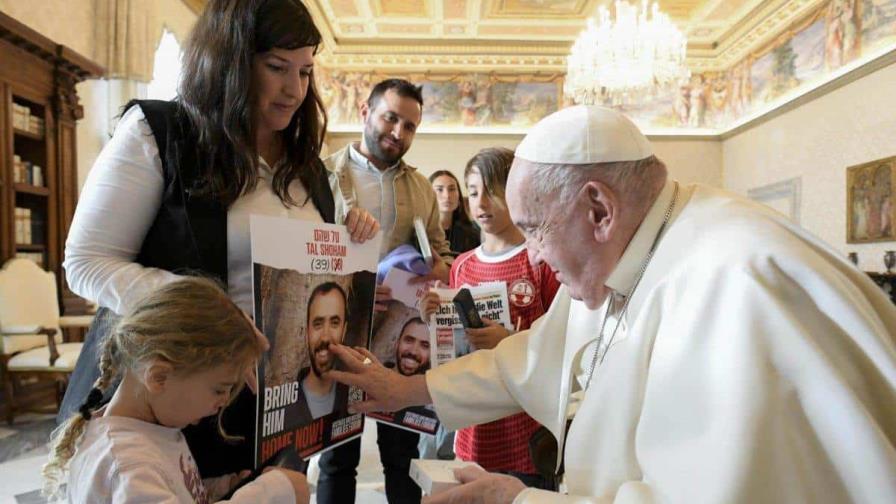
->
<box><xmin>0</xmin><ymin>12</ymin><xmax>103</xmax><ymax>312</ymax></box>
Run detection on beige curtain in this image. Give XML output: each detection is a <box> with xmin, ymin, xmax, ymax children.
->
<box><xmin>94</xmin><ymin>0</ymin><xmax>159</xmax><ymax>82</ymax></box>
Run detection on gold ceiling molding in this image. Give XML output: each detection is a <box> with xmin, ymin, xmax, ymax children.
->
<box><xmin>183</xmin><ymin>0</ymin><xmax>833</xmax><ymax>73</ymax></box>
<box><xmin>710</xmin><ymin>0</ymin><xmax>826</xmax><ymax>68</ymax></box>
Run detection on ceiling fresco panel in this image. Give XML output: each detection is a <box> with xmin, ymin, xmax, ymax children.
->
<box><xmin>374</xmin><ymin>0</ymin><xmax>430</xmax><ymax>17</ymax></box>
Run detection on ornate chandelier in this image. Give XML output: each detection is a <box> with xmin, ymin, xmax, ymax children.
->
<box><xmin>564</xmin><ymin>0</ymin><xmax>690</xmax><ymax>106</ymax></box>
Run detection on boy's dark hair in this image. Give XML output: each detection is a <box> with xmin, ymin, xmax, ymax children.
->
<box><xmin>367</xmin><ymin>78</ymin><xmax>424</xmax><ymax>109</ymax></box>
<box><xmin>464</xmin><ymin>147</ymin><xmax>515</xmax><ymax>205</ymax></box>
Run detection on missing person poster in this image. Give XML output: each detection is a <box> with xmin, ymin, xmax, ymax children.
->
<box><xmin>251</xmin><ymin>215</ymin><xmax>381</xmax><ymax>466</ymax></box>
<box><xmin>428</xmin><ymin>283</ymin><xmax>512</xmax><ymax>367</ymax></box>
<box><xmin>365</xmin><ymin>267</ymin><xmax>439</xmax><ymax>435</ymax></box>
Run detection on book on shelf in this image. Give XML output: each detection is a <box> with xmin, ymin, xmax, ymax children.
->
<box><xmin>14</xmin><ymin>207</ymin><xmax>33</xmax><ymax>244</ymax></box>
<box><xmin>12</xmin><ymin>103</ymin><xmax>44</xmax><ymax>135</ymax></box>
<box><xmin>11</xmin><ymin>156</ymin><xmax>43</xmax><ymax>187</ymax></box>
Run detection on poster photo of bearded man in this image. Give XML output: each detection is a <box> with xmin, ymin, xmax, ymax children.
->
<box><xmin>366</xmin><ymin>300</ymin><xmax>440</xmax><ymax>435</ymax></box>
<box><xmin>250</xmin><ymin>216</ymin><xmax>380</xmax><ymax>464</ymax></box>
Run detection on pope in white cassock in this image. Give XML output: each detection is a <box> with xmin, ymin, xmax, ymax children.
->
<box><xmin>328</xmin><ymin>105</ymin><xmax>896</xmax><ymax>503</ymax></box>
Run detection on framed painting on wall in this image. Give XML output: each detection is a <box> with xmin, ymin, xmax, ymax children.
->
<box><xmin>847</xmin><ymin>155</ymin><xmax>896</xmax><ymax>243</ymax></box>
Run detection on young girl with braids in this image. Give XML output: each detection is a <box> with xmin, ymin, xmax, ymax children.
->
<box><xmin>43</xmin><ymin>277</ymin><xmax>309</xmax><ymax>503</ymax></box>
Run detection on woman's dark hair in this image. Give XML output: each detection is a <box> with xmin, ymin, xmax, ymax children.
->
<box><xmin>429</xmin><ymin>170</ymin><xmax>473</xmax><ymax>227</ymax></box>
<box><xmin>179</xmin><ymin>0</ymin><xmax>327</xmax><ymax>207</ymax></box>
<box><xmin>464</xmin><ymin>147</ymin><xmax>515</xmax><ymax>206</ymax></box>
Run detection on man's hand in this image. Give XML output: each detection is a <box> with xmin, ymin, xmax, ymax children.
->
<box><xmin>411</xmin><ymin>249</ymin><xmax>451</xmax><ymax>285</ymax></box>
<box><xmin>345</xmin><ymin>207</ymin><xmax>380</xmax><ymax>243</ymax></box>
<box><xmin>465</xmin><ymin>317</ymin><xmax>511</xmax><ymax>350</ymax></box>
<box><xmin>375</xmin><ymin>284</ymin><xmax>394</xmax><ymax>312</ymax></box>
<box><xmin>326</xmin><ymin>344</ymin><xmax>432</xmax><ymax>412</ymax></box>
<box><xmin>422</xmin><ymin>466</ymin><xmax>526</xmax><ymax>504</ymax></box>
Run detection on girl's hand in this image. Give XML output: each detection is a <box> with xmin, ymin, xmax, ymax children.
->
<box><xmin>465</xmin><ymin>317</ymin><xmax>511</xmax><ymax>350</ymax></box>
<box><xmin>264</xmin><ymin>468</ymin><xmax>310</xmax><ymax>504</ymax></box>
<box><xmin>345</xmin><ymin>207</ymin><xmax>380</xmax><ymax>243</ymax></box>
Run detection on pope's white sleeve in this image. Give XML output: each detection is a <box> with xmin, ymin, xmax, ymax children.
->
<box><xmin>63</xmin><ymin>106</ymin><xmax>181</xmax><ymax>315</ymax></box>
<box><xmin>426</xmin><ymin>346</ymin><xmax>525</xmax><ymax>430</ymax></box>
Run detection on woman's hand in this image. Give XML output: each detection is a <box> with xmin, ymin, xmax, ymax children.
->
<box><xmin>465</xmin><ymin>317</ymin><xmax>511</xmax><ymax>350</ymax></box>
<box><xmin>345</xmin><ymin>207</ymin><xmax>380</xmax><ymax>243</ymax></box>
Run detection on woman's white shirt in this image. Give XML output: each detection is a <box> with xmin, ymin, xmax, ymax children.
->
<box><xmin>64</xmin><ymin>106</ymin><xmax>322</xmax><ymax>315</ymax></box>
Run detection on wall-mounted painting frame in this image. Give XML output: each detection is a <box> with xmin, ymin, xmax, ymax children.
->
<box><xmin>748</xmin><ymin>177</ymin><xmax>802</xmax><ymax>224</ymax></box>
<box><xmin>846</xmin><ymin>155</ymin><xmax>896</xmax><ymax>244</ymax></box>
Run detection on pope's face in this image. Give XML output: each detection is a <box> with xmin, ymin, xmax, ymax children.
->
<box><xmin>507</xmin><ymin>159</ymin><xmax>612</xmax><ymax>310</ymax></box>
<box><xmin>306</xmin><ymin>289</ymin><xmax>347</xmax><ymax>377</ymax></box>
<box><xmin>395</xmin><ymin>321</ymin><xmax>430</xmax><ymax>376</ymax></box>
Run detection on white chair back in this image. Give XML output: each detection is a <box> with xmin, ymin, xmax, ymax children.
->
<box><xmin>0</xmin><ymin>259</ymin><xmax>62</xmax><ymax>354</ymax></box>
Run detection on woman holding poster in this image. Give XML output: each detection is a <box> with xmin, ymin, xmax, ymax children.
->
<box><xmin>60</xmin><ymin>0</ymin><xmax>378</xmax><ymax>484</ymax></box>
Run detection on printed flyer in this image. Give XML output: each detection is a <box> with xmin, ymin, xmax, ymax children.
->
<box><xmin>251</xmin><ymin>215</ymin><xmax>380</xmax><ymax>465</ymax></box>
<box><xmin>366</xmin><ymin>267</ymin><xmax>439</xmax><ymax>435</ymax></box>
<box><xmin>427</xmin><ymin>282</ymin><xmax>512</xmax><ymax>367</ymax></box>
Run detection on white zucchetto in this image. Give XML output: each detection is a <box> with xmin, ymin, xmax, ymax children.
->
<box><xmin>515</xmin><ymin>105</ymin><xmax>653</xmax><ymax>164</ymax></box>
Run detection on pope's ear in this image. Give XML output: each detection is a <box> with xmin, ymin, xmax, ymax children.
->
<box><xmin>584</xmin><ymin>181</ymin><xmax>617</xmax><ymax>243</ymax></box>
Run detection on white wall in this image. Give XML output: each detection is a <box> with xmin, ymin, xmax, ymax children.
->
<box><xmin>723</xmin><ymin>60</ymin><xmax>896</xmax><ymax>273</ymax></box>
<box><xmin>326</xmin><ymin>132</ymin><xmax>722</xmax><ymax>189</ymax></box>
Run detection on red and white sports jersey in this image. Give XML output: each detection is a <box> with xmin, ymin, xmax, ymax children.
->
<box><xmin>450</xmin><ymin>243</ymin><xmax>560</xmax><ymax>475</ymax></box>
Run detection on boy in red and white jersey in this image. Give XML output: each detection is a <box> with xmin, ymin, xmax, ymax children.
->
<box><xmin>423</xmin><ymin>147</ymin><xmax>560</xmax><ymax>489</ymax></box>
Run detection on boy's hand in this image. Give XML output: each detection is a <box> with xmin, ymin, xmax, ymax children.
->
<box><xmin>465</xmin><ymin>318</ymin><xmax>510</xmax><ymax>350</ymax></box>
<box><xmin>419</xmin><ymin>291</ymin><xmax>439</xmax><ymax>321</ymax></box>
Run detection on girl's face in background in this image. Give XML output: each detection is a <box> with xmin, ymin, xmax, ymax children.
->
<box><xmin>432</xmin><ymin>175</ymin><xmax>460</xmax><ymax>214</ymax></box>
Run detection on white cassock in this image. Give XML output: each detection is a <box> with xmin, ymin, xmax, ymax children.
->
<box><xmin>426</xmin><ymin>180</ymin><xmax>896</xmax><ymax>503</ymax></box>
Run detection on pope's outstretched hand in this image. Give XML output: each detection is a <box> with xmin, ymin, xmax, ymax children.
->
<box><xmin>326</xmin><ymin>344</ymin><xmax>432</xmax><ymax>413</ymax></box>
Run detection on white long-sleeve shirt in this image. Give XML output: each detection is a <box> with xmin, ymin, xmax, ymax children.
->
<box><xmin>64</xmin><ymin>107</ymin><xmax>322</xmax><ymax>315</ymax></box>
<box><xmin>67</xmin><ymin>414</ymin><xmax>295</xmax><ymax>503</ymax></box>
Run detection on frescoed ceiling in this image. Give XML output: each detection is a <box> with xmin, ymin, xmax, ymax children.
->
<box><xmin>184</xmin><ymin>0</ymin><xmax>828</xmax><ymax>72</ymax></box>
